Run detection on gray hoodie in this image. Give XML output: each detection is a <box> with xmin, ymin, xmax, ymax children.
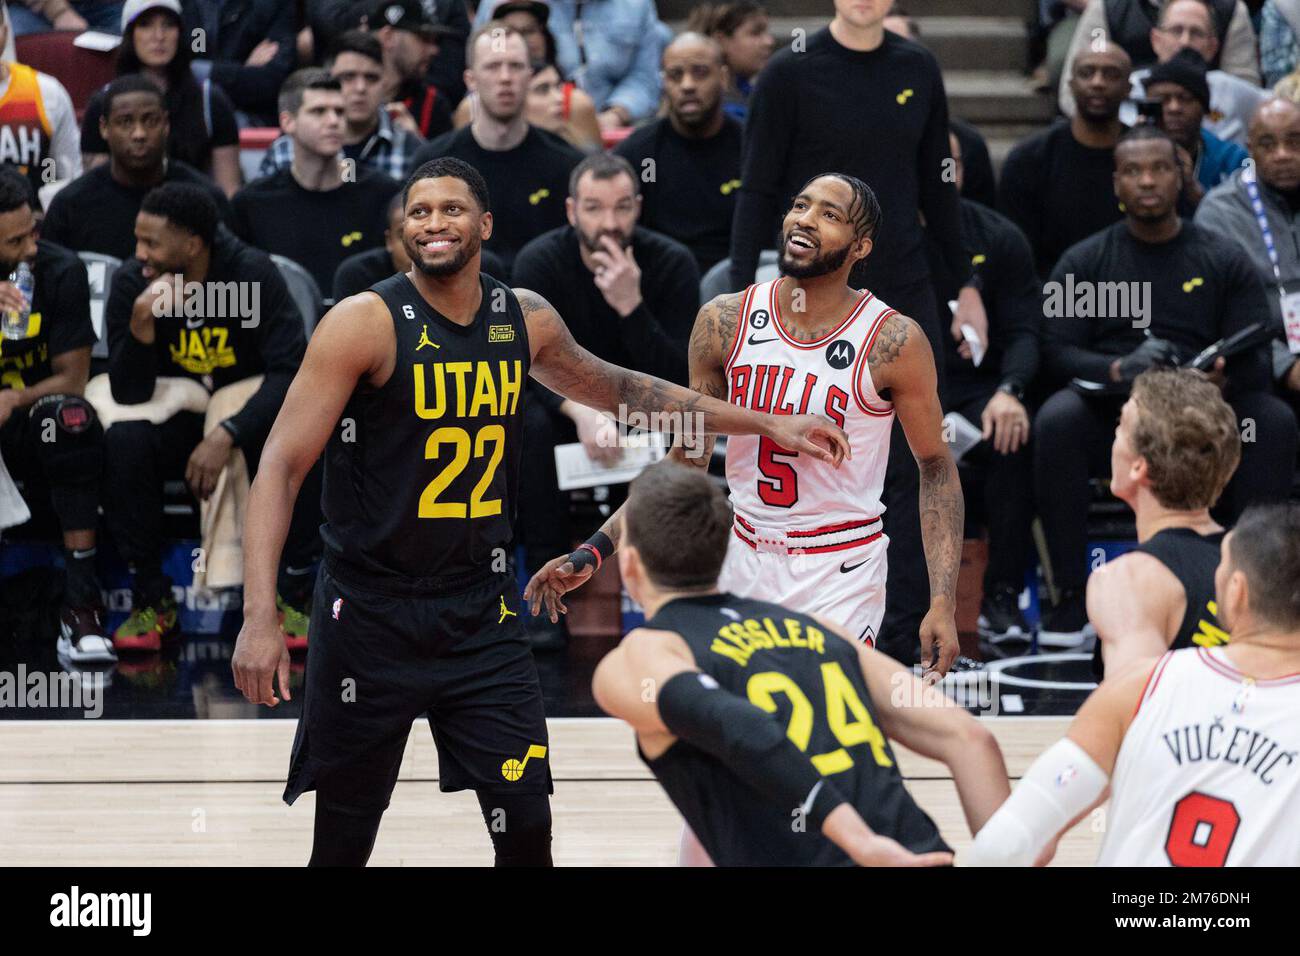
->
<box><xmin>1196</xmin><ymin>164</ymin><xmax>1300</xmax><ymax>382</ymax></box>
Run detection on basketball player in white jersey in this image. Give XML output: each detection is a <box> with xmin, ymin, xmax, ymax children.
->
<box><xmin>525</xmin><ymin>172</ymin><xmax>964</xmax><ymax>679</ymax></box>
<box><xmin>959</xmin><ymin>502</ymin><xmax>1300</xmax><ymax>867</ymax></box>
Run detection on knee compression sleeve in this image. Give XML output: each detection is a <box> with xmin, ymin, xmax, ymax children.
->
<box><xmin>476</xmin><ymin>790</ymin><xmax>553</xmax><ymax>867</ymax></box>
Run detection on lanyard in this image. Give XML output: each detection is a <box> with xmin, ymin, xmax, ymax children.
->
<box><xmin>1240</xmin><ymin>163</ymin><xmax>1288</xmax><ymax>308</ymax></box>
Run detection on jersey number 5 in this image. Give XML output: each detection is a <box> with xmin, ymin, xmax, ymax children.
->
<box><xmin>746</xmin><ymin>661</ymin><xmax>891</xmax><ymax>775</ymax></box>
<box><xmin>419</xmin><ymin>425</ymin><xmax>505</xmax><ymax>518</ymax></box>
<box><xmin>757</xmin><ymin>436</ymin><xmax>799</xmax><ymax>508</ymax></box>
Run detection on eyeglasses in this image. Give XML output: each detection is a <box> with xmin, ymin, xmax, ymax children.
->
<box><xmin>1158</xmin><ymin>25</ymin><xmax>1211</xmax><ymax>42</ymax></box>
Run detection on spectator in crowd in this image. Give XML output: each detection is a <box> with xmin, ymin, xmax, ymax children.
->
<box><xmin>180</xmin><ymin>0</ymin><xmax>296</xmax><ymax>126</ymax></box>
<box><xmin>1260</xmin><ymin>0</ymin><xmax>1300</xmax><ymax>86</ymax></box>
<box><xmin>614</xmin><ymin>32</ymin><xmax>741</xmax><ymax>275</ymax></box>
<box><xmin>1000</xmin><ymin>45</ymin><xmax>1130</xmax><ymax>281</ymax></box>
<box><xmin>1144</xmin><ymin>48</ymin><xmax>1249</xmax><ymax>207</ymax></box>
<box><xmin>0</xmin><ymin>168</ymin><xmax>108</xmax><ymax>660</ymax></box>
<box><xmin>81</xmin><ymin>0</ymin><xmax>241</xmax><ymax>197</ymax></box>
<box><xmin>728</xmin><ymin>0</ymin><xmax>982</xmax><ymax>663</ymax></box>
<box><xmin>511</xmin><ymin>153</ymin><xmax>698</xmax><ymax>647</ymax></box>
<box><xmin>366</xmin><ymin>0</ymin><xmax>455</xmax><ymax>140</ymax></box>
<box><xmin>231</xmin><ymin>69</ymin><xmax>400</xmax><ymax>302</ymax></box>
<box><xmin>1122</xmin><ymin>0</ymin><xmax>1266</xmax><ymax>146</ymax></box>
<box><xmin>452</xmin><ymin>1</ymin><xmax>601</xmax><ymax>150</ymax></box>
<box><xmin>8</xmin><ymin>0</ymin><xmax>120</xmax><ymax>34</ymax></box>
<box><xmin>0</xmin><ymin>5</ymin><xmax>79</xmax><ymax>198</ymax></box>
<box><xmin>881</xmin><ymin>3</ymin><xmax>997</xmax><ymax>208</ymax></box>
<box><xmin>1033</xmin><ymin>0</ymin><xmax>1089</xmax><ymax>93</ymax></box>
<box><xmin>411</xmin><ymin>25</ymin><xmax>580</xmax><ymax>280</ymax></box>
<box><xmin>331</xmin><ymin>189</ymin><xmax>507</xmax><ymax>299</ymax></box>
<box><xmin>688</xmin><ymin>0</ymin><xmax>773</xmax><ymax>125</ymax></box>
<box><xmin>42</xmin><ymin>76</ymin><xmax>230</xmax><ymax>259</ymax></box>
<box><xmin>257</xmin><ymin>30</ymin><xmax>424</xmax><ymax>183</ymax></box>
<box><xmin>1059</xmin><ymin>0</ymin><xmax>1259</xmax><ymax>115</ymax></box>
<box><xmin>102</xmin><ymin>183</ymin><xmax>311</xmax><ymax>649</ymax></box>
<box><xmin>1196</xmin><ymin>96</ymin><xmax>1300</xmax><ymax>420</ymax></box>
<box><xmin>473</xmin><ymin>0</ymin><xmax>664</xmax><ymax>128</ymax></box>
<box><xmin>1035</xmin><ymin>125</ymin><xmax>1297</xmax><ymax>646</ymax></box>
<box><xmin>930</xmin><ymin>130</ymin><xmax>1041</xmax><ymax>644</ymax></box>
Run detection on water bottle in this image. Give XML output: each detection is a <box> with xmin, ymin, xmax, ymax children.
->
<box><xmin>1</xmin><ymin>261</ymin><xmax>33</xmax><ymax>340</ymax></box>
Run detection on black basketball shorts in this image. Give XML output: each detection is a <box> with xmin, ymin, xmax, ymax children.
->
<box><xmin>283</xmin><ymin>562</ymin><xmax>553</xmax><ymax>813</ymax></box>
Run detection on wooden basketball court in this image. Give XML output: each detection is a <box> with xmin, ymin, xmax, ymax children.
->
<box><xmin>0</xmin><ymin>716</ymin><xmax>1102</xmax><ymax>865</ymax></box>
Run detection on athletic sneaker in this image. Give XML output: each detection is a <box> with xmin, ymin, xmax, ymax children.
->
<box><xmin>978</xmin><ymin>586</ymin><xmax>1031</xmax><ymax>644</ymax></box>
<box><xmin>58</xmin><ymin>606</ymin><xmax>117</xmax><ymax>664</ymax></box>
<box><xmin>278</xmin><ymin>593</ymin><xmax>310</xmax><ymax>651</ymax></box>
<box><xmin>112</xmin><ymin>595</ymin><xmax>178</xmax><ymax>652</ymax></box>
<box><xmin>1038</xmin><ymin>589</ymin><xmax>1090</xmax><ymax>648</ymax></box>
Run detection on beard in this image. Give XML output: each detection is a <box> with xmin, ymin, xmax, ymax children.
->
<box><xmin>576</xmin><ymin>225</ymin><xmax>632</xmax><ymax>254</ymax></box>
<box><xmin>777</xmin><ymin>230</ymin><xmax>851</xmax><ymax>279</ymax></box>
<box><xmin>405</xmin><ymin>232</ymin><xmax>479</xmax><ymax>278</ymax></box>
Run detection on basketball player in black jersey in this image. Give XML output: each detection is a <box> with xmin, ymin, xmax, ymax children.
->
<box><xmin>228</xmin><ymin>157</ymin><xmax>849</xmax><ymax>867</ymax></box>
<box><xmin>592</xmin><ymin>461</ymin><xmax>1011</xmax><ymax>866</ymax></box>
<box><xmin>1088</xmin><ymin>368</ymin><xmax>1242</xmax><ymax>679</ymax></box>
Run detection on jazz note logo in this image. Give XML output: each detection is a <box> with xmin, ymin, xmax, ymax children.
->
<box><xmin>896</xmin><ymin>88</ymin><xmax>914</xmax><ymax>105</ymax></box>
<box><xmin>719</xmin><ymin>178</ymin><xmax>741</xmax><ymax>195</ymax></box>
<box><xmin>1182</xmin><ymin>276</ymin><xmax>1204</xmax><ymax>293</ymax></box>
<box><xmin>340</xmin><ymin>231</ymin><xmax>363</xmax><ymax>247</ymax></box>
<box><xmin>501</xmin><ymin>743</ymin><xmax>546</xmax><ymax>781</ymax></box>
<box><xmin>528</xmin><ymin>188</ymin><xmax>550</xmax><ymax>206</ymax></box>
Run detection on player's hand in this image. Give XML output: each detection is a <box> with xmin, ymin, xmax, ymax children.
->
<box><xmin>1204</xmin><ymin>355</ymin><xmax>1227</xmax><ymax>390</ymax></box>
<box><xmin>231</xmin><ymin>613</ymin><xmax>291</xmax><ymax>707</ymax></box>
<box><xmin>571</xmin><ymin>403</ymin><xmax>622</xmax><ymax>466</ymax></box>
<box><xmin>950</xmin><ymin>286</ymin><xmax>988</xmax><ymax>362</ymax></box>
<box><xmin>0</xmin><ymin>280</ymin><xmax>29</xmax><ymax>315</ymax></box>
<box><xmin>245</xmin><ymin>39</ymin><xmax>281</xmax><ymax>67</ymax></box>
<box><xmin>185</xmin><ymin>427</ymin><xmax>234</xmax><ymax>501</ymax></box>
<box><xmin>0</xmin><ymin>388</ymin><xmax>20</xmax><ymax>428</ymax></box>
<box><xmin>762</xmin><ymin>414</ymin><xmax>851</xmax><ymax>467</ymax></box>
<box><xmin>523</xmin><ymin>552</ymin><xmax>596</xmax><ymax>622</ymax></box>
<box><xmin>919</xmin><ymin>604</ymin><xmax>959</xmax><ymax>683</ymax></box>
<box><xmin>980</xmin><ymin>390</ymin><xmax>1029</xmax><ymax>455</ymax></box>
<box><xmin>590</xmin><ymin>236</ymin><xmax>643</xmax><ymax>317</ymax></box>
<box><xmin>825</xmin><ymin>806</ymin><xmax>953</xmax><ymax>866</ymax></box>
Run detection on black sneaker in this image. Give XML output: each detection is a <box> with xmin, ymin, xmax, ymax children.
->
<box><xmin>1039</xmin><ymin>589</ymin><xmax>1090</xmax><ymax>648</ymax></box>
<box><xmin>978</xmin><ymin>586</ymin><xmax>1031</xmax><ymax>644</ymax></box>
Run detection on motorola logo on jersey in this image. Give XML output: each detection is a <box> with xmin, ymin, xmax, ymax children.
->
<box><xmin>826</xmin><ymin>340</ymin><xmax>855</xmax><ymax>369</ymax></box>
<box><xmin>750</xmin><ymin>309</ymin><xmax>770</xmax><ymax>329</ymax></box>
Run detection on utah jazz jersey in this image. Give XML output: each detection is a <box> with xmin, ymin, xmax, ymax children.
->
<box><xmin>0</xmin><ymin>63</ymin><xmax>54</xmax><ymax>199</ymax></box>
<box><xmin>321</xmin><ymin>272</ymin><xmax>529</xmax><ymax>591</ymax></box>
<box><xmin>641</xmin><ymin>593</ymin><xmax>948</xmax><ymax>866</ymax></box>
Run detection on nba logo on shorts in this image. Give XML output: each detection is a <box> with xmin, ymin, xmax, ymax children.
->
<box><xmin>331</xmin><ymin>598</ymin><xmax>343</xmax><ymax>620</ymax></box>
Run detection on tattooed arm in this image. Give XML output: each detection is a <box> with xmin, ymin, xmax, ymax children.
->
<box><xmin>869</xmin><ymin>313</ymin><xmax>964</xmax><ymax>679</ymax></box>
<box><xmin>522</xmin><ymin>292</ymin><xmax>746</xmax><ymax>618</ymax></box>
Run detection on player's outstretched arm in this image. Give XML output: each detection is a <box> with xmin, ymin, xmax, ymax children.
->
<box><xmin>1087</xmin><ymin>553</ymin><xmax>1181</xmax><ymax>678</ymax></box>
<box><xmin>955</xmin><ymin>657</ymin><xmax>1156</xmax><ymax>866</ymax></box>
<box><xmin>522</xmin><ymin>293</ymin><xmax>739</xmax><ymax>621</ymax></box>
<box><xmin>594</xmin><ymin>630</ymin><xmax>952</xmax><ymax>867</ymax></box>
<box><xmin>232</xmin><ymin>295</ymin><xmax>393</xmax><ymax>707</ymax></box>
<box><xmin>520</xmin><ymin>287</ymin><xmax>850</xmax><ymax>462</ymax></box>
<box><xmin>869</xmin><ymin>313</ymin><xmax>964</xmax><ymax>680</ymax></box>
<box><xmin>834</xmin><ymin>620</ymin><xmax>1010</xmax><ymax>836</ymax></box>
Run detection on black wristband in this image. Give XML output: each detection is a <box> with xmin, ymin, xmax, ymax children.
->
<box><xmin>569</xmin><ymin>530</ymin><xmax>614</xmax><ymax>572</ymax></box>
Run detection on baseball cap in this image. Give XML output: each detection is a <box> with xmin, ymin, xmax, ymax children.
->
<box><xmin>370</xmin><ymin>0</ymin><xmax>458</xmax><ymax>39</ymax></box>
<box><xmin>121</xmin><ymin>0</ymin><xmax>182</xmax><ymax>32</ymax></box>
<box><xmin>490</xmin><ymin>0</ymin><xmax>550</xmax><ymax>28</ymax></box>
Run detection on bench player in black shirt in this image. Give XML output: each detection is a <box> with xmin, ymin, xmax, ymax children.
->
<box><xmin>230</xmin><ymin>157</ymin><xmax>849</xmax><ymax>866</ymax></box>
<box><xmin>592</xmin><ymin>461</ymin><xmax>1010</xmax><ymax>866</ymax></box>
<box><xmin>1088</xmin><ymin>369</ymin><xmax>1241</xmax><ymax>679</ymax></box>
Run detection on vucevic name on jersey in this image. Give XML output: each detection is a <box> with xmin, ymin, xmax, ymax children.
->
<box><xmin>320</xmin><ymin>272</ymin><xmax>531</xmax><ymax>591</ymax></box>
<box><xmin>640</xmin><ymin>592</ymin><xmax>948</xmax><ymax>866</ymax></box>
<box><xmin>723</xmin><ymin>278</ymin><xmax>897</xmax><ymax>532</ymax></box>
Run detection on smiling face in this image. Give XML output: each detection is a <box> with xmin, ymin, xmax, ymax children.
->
<box><xmin>777</xmin><ymin>175</ymin><xmax>870</xmax><ymax>280</ymax></box>
<box><xmin>402</xmin><ymin>176</ymin><xmax>490</xmax><ymax>278</ymax></box>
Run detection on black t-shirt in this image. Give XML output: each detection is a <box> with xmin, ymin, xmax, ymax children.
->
<box><xmin>998</xmin><ymin>119</ymin><xmax>1124</xmax><ymax>281</ymax></box>
<box><xmin>105</xmin><ymin>231</ymin><xmax>306</xmax><ymax>445</ymax></box>
<box><xmin>0</xmin><ymin>240</ymin><xmax>93</xmax><ymax>391</ymax></box>
<box><xmin>81</xmin><ymin>77</ymin><xmax>240</xmax><ymax>174</ymax></box>
<box><xmin>40</xmin><ymin>161</ymin><xmax>233</xmax><ymax>261</ymax></box>
<box><xmin>614</xmin><ymin>116</ymin><xmax>742</xmax><ymax>274</ymax></box>
<box><xmin>511</xmin><ymin>225</ymin><xmax>699</xmax><ymax>389</ymax></box>
<box><xmin>230</xmin><ymin>167</ymin><xmax>400</xmax><ymax>300</ymax></box>
<box><xmin>1044</xmin><ymin>220</ymin><xmax>1273</xmax><ymax>393</ymax></box>
<box><xmin>410</xmin><ymin>126</ymin><xmax>582</xmax><ymax>281</ymax></box>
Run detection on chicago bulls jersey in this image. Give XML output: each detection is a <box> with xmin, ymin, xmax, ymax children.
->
<box><xmin>724</xmin><ymin>277</ymin><xmax>896</xmax><ymax>541</ymax></box>
<box><xmin>1097</xmin><ymin>647</ymin><xmax>1300</xmax><ymax>866</ymax></box>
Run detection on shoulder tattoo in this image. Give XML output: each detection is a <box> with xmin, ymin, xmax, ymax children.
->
<box><xmin>867</xmin><ymin>312</ymin><xmax>913</xmax><ymax>375</ymax></box>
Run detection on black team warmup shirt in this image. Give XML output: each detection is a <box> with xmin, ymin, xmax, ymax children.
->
<box><xmin>230</xmin><ymin>166</ymin><xmax>400</xmax><ymax>300</ymax></box>
<box><xmin>614</xmin><ymin>115</ymin><xmax>742</xmax><ymax>274</ymax></box>
<box><xmin>728</xmin><ymin>27</ymin><xmax>969</xmax><ymax>293</ymax></box>
<box><xmin>0</xmin><ymin>241</ymin><xmax>93</xmax><ymax>391</ymax></box>
<box><xmin>105</xmin><ymin>231</ymin><xmax>306</xmax><ymax>446</ymax></box>
<box><xmin>41</xmin><ymin>162</ymin><xmax>233</xmax><ymax>261</ymax></box>
<box><xmin>998</xmin><ymin>119</ymin><xmax>1124</xmax><ymax>281</ymax></box>
<box><xmin>411</xmin><ymin>126</ymin><xmax>582</xmax><ymax>281</ymax></box>
<box><xmin>1043</xmin><ymin>220</ymin><xmax>1273</xmax><ymax>394</ymax></box>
